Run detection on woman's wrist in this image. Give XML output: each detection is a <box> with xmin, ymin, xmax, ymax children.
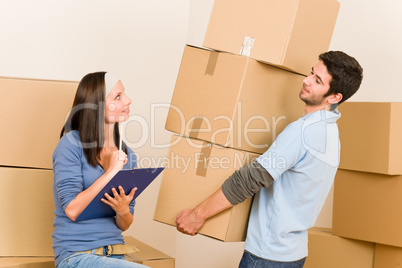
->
<box><xmin>116</xmin><ymin>208</ymin><xmax>131</xmax><ymax>218</ymax></box>
<box><xmin>104</xmin><ymin>168</ymin><xmax>119</xmax><ymax>179</ymax></box>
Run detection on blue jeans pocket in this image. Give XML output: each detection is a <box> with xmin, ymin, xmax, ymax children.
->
<box><xmin>57</xmin><ymin>253</ymin><xmax>86</xmax><ymax>268</ymax></box>
<box><xmin>239</xmin><ymin>251</ymin><xmax>258</xmax><ymax>267</ymax></box>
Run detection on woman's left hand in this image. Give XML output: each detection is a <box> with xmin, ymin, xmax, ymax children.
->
<box><xmin>101</xmin><ymin>186</ymin><xmax>136</xmax><ymax>216</ymax></box>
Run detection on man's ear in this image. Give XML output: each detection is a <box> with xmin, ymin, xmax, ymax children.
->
<box><xmin>328</xmin><ymin>93</ymin><xmax>343</xmax><ymax>104</ymax></box>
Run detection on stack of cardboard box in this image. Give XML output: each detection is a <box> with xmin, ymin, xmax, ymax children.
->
<box><xmin>304</xmin><ymin>228</ymin><xmax>375</xmax><ymax>268</ymax></box>
<box><xmin>0</xmin><ymin>76</ymin><xmax>78</xmax><ymax>267</ymax></box>
<box><xmin>154</xmin><ymin>0</ymin><xmax>341</xmax><ymax>244</ymax></box>
<box><xmin>0</xmin><ymin>77</ymin><xmax>175</xmax><ymax>268</ymax></box>
<box><xmin>304</xmin><ymin>102</ymin><xmax>402</xmax><ymax>267</ymax></box>
<box><xmin>330</xmin><ymin>102</ymin><xmax>402</xmax><ymax>268</ymax></box>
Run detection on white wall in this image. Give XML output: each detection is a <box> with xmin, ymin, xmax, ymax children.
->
<box><xmin>329</xmin><ymin>0</ymin><xmax>402</xmax><ymax>102</ymax></box>
<box><xmin>2</xmin><ymin>0</ymin><xmax>402</xmax><ymax>267</ymax></box>
<box><xmin>0</xmin><ymin>0</ymin><xmax>189</xmax><ymax>258</ymax></box>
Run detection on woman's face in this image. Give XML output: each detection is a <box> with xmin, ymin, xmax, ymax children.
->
<box><xmin>104</xmin><ymin>80</ymin><xmax>132</xmax><ymax>124</ymax></box>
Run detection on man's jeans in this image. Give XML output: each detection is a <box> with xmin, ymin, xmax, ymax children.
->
<box><xmin>57</xmin><ymin>247</ymin><xmax>149</xmax><ymax>268</ymax></box>
<box><xmin>239</xmin><ymin>251</ymin><xmax>306</xmax><ymax>268</ymax></box>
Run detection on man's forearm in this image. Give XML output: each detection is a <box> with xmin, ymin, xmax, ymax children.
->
<box><xmin>195</xmin><ymin>188</ymin><xmax>233</xmax><ymax>220</ymax></box>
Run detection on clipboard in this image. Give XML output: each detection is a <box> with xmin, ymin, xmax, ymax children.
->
<box><xmin>76</xmin><ymin>167</ymin><xmax>164</xmax><ymax>221</ymax></box>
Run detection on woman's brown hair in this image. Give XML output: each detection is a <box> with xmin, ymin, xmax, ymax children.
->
<box><xmin>60</xmin><ymin>72</ymin><xmax>127</xmax><ymax>167</ymax></box>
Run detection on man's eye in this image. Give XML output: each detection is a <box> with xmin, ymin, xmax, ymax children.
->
<box><xmin>316</xmin><ymin>79</ymin><xmax>320</xmax><ymax>84</ymax></box>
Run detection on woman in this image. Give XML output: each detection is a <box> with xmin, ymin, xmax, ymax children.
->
<box><xmin>52</xmin><ymin>72</ymin><xmax>148</xmax><ymax>268</ymax></box>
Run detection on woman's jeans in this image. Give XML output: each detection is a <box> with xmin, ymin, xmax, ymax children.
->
<box><xmin>57</xmin><ymin>247</ymin><xmax>149</xmax><ymax>268</ymax></box>
<box><xmin>239</xmin><ymin>251</ymin><xmax>306</xmax><ymax>268</ymax></box>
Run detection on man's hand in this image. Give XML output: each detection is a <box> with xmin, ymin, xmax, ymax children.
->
<box><xmin>176</xmin><ymin>188</ymin><xmax>233</xmax><ymax>236</ymax></box>
<box><xmin>176</xmin><ymin>208</ymin><xmax>206</xmax><ymax>236</ymax></box>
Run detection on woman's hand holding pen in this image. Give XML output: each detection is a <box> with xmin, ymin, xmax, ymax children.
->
<box><xmin>107</xmin><ymin>149</ymin><xmax>128</xmax><ymax>176</ymax></box>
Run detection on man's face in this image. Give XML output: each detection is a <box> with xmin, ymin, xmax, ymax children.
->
<box><xmin>299</xmin><ymin>60</ymin><xmax>332</xmax><ymax>107</ymax></box>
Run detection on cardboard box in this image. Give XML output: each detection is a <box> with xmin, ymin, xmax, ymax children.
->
<box><xmin>166</xmin><ymin>45</ymin><xmax>305</xmax><ymax>154</ymax></box>
<box><xmin>332</xmin><ymin>169</ymin><xmax>402</xmax><ymax>247</ymax></box>
<box><xmin>124</xmin><ymin>237</ymin><xmax>174</xmax><ymax>268</ymax></box>
<box><xmin>304</xmin><ymin>228</ymin><xmax>374</xmax><ymax>268</ymax></box>
<box><xmin>338</xmin><ymin>102</ymin><xmax>402</xmax><ymax>175</ymax></box>
<box><xmin>0</xmin><ymin>257</ymin><xmax>54</xmax><ymax>268</ymax></box>
<box><xmin>0</xmin><ymin>76</ymin><xmax>77</xmax><ymax>169</ymax></box>
<box><xmin>154</xmin><ymin>135</ymin><xmax>259</xmax><ymax>242</ymax></box>
<box><xmin>203</xmin><ymin>0</ymin><xmax>340</xmax><ymax>75</ymax></box>
<box><xmin>374</xmin><ymin>244</ymin><xmax>402</xmax><ymax>268</ymax></box>
<box><xmin>0</xmin><ymin>167</ymin><xmax>54</xmax><ymax>256</ymax></box>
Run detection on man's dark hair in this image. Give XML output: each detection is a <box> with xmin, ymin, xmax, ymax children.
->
<box><xmin>320</xmin><ymin>51</ymin><xmax>363</xmax><ymax>104</ymax></box>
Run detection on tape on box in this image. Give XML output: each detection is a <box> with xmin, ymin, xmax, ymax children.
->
<box><xmin>196</xmin><ymin>142</ymin><xmax>212</xmax><ymax>177</ymax></box>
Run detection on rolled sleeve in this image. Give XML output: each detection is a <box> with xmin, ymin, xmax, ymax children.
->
<box><xmin>221</xmin><ymin>161</ymin><xmax>274</xmax><ymax>205</ymax></box>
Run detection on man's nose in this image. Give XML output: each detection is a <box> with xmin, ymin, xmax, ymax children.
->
<box><xmin>302</xmin><ymin>76</ymin><xmax>310</xmax><ymax>85</ymax></box>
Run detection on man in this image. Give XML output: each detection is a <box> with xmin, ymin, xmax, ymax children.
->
<box><xmin>176</xmin><ymin>51</ymin><xmax>363</xmax><ymax>268</ymax></box>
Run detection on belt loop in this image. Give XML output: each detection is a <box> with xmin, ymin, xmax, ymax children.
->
<box><xmin>106</xmin><ymin>245</ymin><xmax>113</xmax><ymax>257</ymax></box>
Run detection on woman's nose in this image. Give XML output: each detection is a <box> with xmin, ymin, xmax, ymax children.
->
<box><xmin>124</xmin><ymin>94</ymin><xmax>132</xmax><ymax>105</ymax></box>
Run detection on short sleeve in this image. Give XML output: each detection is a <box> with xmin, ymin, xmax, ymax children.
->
<box><xmin>256</xmin><ymin>121</ymin><xmax>307</xmax><ymax>180</ymax></box>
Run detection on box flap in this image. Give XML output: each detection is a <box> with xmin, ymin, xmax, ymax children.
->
<box><xmin>124</xmin><ymin>237</ymin><xmax>173</xmax><ymax>262</ymax></box>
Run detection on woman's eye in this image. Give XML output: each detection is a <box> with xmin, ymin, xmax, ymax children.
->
<box><xmin>116</xmin><ymin>94</ymin><xmax>120</xmax><ymax>100</ymax></box>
